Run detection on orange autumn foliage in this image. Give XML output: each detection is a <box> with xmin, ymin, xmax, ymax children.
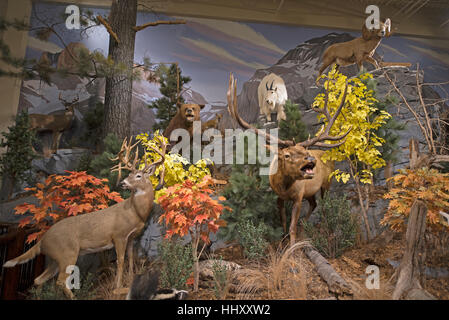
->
<box><xmin>158</xmin><ymin>175</ymin><xmax>229</xmax><ymax>242</ymax></box>
<box><xmin>382</xmin><ymin>168</ymin><xmax>449</xmax><ymax>232</ymax></box>
<box><xmin>14</xmin><ymin>171</ymin><xmax>123</xmax><ymax>243</ymax></box>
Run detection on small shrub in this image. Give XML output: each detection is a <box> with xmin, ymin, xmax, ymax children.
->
<box><xmin>28</xmin><ymin>272</ymin><xmax>96</xmax><ymax>300</ymax></box>
<box><xmin>382</xmin><ymin>168</ymin><xmax>449</xmax><ymax>232</ymax></box>
<box><xmin>14</xmin><ymin>171</ymin><xmax>123</xmax><ymax>243</ymax></box>
<box><xmin>303</xmin><ymin>192</ymin><xmax>357</xmax><ymax>259</ymax></box>
<box><xmin>158</xmin><ymin>176</ymin><xmax>229</xmax><ymax>291</ymax></box>
<box><xmin>211</xmin><ymin>257</ymin><xmax>231</xmax><ymax>299</ymax></box>
<box><xmin>236</xmin><ymin>220</ymin><xmax>269</xmax><ymax>260</ymax></box>
<box><xmin>219</xmin><ymin>164</ymin><xmax>282</xmax><ymax>242</ymax></box>
<box><xmin>157</xmin><ymin>238</ymin><xmax>193</xmax><ymax>290</ymax></box>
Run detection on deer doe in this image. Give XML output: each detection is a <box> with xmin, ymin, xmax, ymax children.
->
<box><xmin>29</xmin><ymin>94</ymin><xmax>78</xmax><ymax>155</ymax></box>
<box><xmin>227</xmin><ymin>73</ymin><xmax>350</xmax><ymax>246</ymax></box>
<box><xmin>3</xmin><ymin>137</ymin><xmax>167</xmax><ymax>299</ymax></box>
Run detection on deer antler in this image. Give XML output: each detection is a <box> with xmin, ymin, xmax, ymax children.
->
<box><xmin>299</xmin><ymin>80</ymin><xmax>351</xmax><ymax>148</ymax></box>
<box><xmin>111</xmin><ymin>137</ymin><xmax>140</xmax><ymax>183</ymax></box>
<box><xmin>227</xmin><ymin>73</ymin><xmax>294</xmax><ymax>147</ymax></box>
<box><xmin>227</xmin><ymin>72</ymin><xmax>351</xmax><ymax>149</ymax></box>
<box><xmin>59</xmin><ymin>93</ymin><xmax>79</xmax><ymax>106</ymax></box>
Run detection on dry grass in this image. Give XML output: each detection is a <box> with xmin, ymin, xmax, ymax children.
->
<box><xmin>235</xmin><ymin>241</ymin><xmax>310</xmax><ymax>299</ymax></box>
<box><xmin>349</xmin><ymin>279</ymin><xmax>394</xmax><ymax>300</ymax></box>
<box><xmin>95</xmin><ymin>257</ymin><xmax>155</xmax><ymax>300</ymax></box>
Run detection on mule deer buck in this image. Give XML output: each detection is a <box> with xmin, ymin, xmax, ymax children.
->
<box><xmin>227</xmin><ymin>73</ymin><xmax>350</xmax><ymax>245</ymax></box>
<box><xmin>29</xmin><ymin>94</ymin><xmax>78</xmax><ymax>155</ymax></box>
<box><xmin>3</xmin><ymin>137</ymin><xmax>167</xmax><ymax>299</ymax></box>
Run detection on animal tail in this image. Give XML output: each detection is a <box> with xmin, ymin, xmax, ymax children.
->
<box><xmin>3</xmin><ymin>241</ymin><xmax>41</xmax><ymax>268</ymax></box>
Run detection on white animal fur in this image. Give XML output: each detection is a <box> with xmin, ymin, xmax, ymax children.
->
<box><xmin>257</xmin><ymin>73</ymin><xmax>288</xmax><ymax>122</ymax></box>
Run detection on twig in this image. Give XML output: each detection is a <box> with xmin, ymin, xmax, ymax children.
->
<box><xmin>133</xmin><ymin>20</ymin><xmax>186</xmax><ymax>32</ymax></box>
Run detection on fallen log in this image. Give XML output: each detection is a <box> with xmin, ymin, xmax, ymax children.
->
<box><xmin>304</xmin><ymin>247</ymin><xmax>353</xmax><ymax>297</ymax></box>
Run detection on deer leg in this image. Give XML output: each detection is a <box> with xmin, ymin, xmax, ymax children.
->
<box><xmin>55</xmin><ymin>257</ymin><xmax>78</xmax><ymax>300</ymax></box>
<box><xmin>53</xmin><ymin>131</ymin><xmax>63</xmax><ymax>152</ymax></box>
<box><xmin>277</xmin><ymin>198</ymin><xmax>287</xmax><ymax>234</ymax></box>
<box><xmin>34</xmin><ymin>260</ymin><xmax>59</xmax><ymax>287</ymax></box>
<box><xmin>300</xmin><ymin>196</ymin><xmax>317</xmax><ymax>236</ymax></box>
<box><xmin>365</xmin><ymin>55</ymin><xmax>380</xmax><ymax>69</ymax></box>
<box><xmin>289</xmin><ymin>196</ymin><xmax>303</xmax><ymax>246</ymax></box>
<box><xmin>114</xmin><ymin>238</ymin><xmax>126</xmax><ymax>288</ymax></box>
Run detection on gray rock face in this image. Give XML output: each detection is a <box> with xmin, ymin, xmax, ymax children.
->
<box><xmin>31</xmin><ymin>148</ymin><xmax>91</xmax><ymax>175</ymax></box>
<box><xmin>220</xmin><ymin>33</ymin><xmax>374</xmax><ymax>129</ymax></box>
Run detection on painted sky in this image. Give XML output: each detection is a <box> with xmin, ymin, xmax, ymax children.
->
<box><xmin>27</xmin><ymin>2</ymin><xmax>449</xmax><ymax>103</ymax></box>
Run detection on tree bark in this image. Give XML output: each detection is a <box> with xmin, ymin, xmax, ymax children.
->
<box><xmin>103</xmin><ymin>0</ymin><xmax>137</xmax><ymax>141</ymax></box>
<box><xmin>305</xmin><ymin>247</ymin><xmax>353</xmax><ymax>297</ymax></box>
<box><xmin>392</xmin><ymin>200</ymin><xmax>434</xmax><ymax>299</ymax></box>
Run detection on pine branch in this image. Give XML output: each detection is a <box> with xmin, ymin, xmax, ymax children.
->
<box><xmin>133</xmin><ymin>20</ymin><xmax>186</xmax><ymax>32</ymax></box>
<box><xmin>97</xmin><ymin>15</ymin><xmax>120</xmax><ymax>43</ymax></box>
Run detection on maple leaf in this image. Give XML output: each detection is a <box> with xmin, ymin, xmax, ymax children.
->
<box><xmin>194</xmin><ymin>214</ymin><xmax>209</xmax><ymax>224</ymax></box>
<box><xmin>18</xmin><ymin>217</ymin><xmax>32</xmax><ymax>228</ymax></box>
<box><xmin>26</xmin><ymin>232</ymin><xmax>40</xmax><ymax>244</ymax></box>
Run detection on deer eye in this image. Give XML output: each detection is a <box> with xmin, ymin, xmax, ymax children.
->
<box><xmin>136</xmin><ymin>174</ymin><xmax>142</xmax><ymax>179</ymax></box>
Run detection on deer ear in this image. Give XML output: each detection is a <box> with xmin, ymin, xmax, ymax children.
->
<box><xmin>362</xmin><ymin>23</ymin><xmax>372</xmax><ymax>40</ymax></box>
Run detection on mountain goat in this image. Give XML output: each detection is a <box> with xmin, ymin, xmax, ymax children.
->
<box><xmin>257</xmin><ymin>73</ymin><xmax>288</xmax><ymax>122</ymax></box>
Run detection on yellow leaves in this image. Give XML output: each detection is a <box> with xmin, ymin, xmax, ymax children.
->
<box><xmin>329</xmin><ymin>169</ymin><xmax>351</xmax><ymax>184</ymax></box>
<box><xmin>136</xmin><ymin>132</ymin><xmax>212</xmax><ymax>202</ymax></box>
<box><xmin>315</xmin><ymin>69</ymin><xmax>392</xmax><ymax>186</ymax></box>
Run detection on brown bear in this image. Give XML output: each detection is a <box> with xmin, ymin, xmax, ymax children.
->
<box><xmin>163</xmin><ymin>103</ymin><xmax>205</xmax><ymax>140</ymax></box>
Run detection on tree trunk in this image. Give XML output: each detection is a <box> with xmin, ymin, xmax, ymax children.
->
<box><xmin>103</xmin><ymin>0</ymin><xmax>137</xmax><ymax>141</ymax></box>
<box><xmin>392</xmin><ymin>200</ymin><xmax>434</xmax><ymax>299</ymax></box>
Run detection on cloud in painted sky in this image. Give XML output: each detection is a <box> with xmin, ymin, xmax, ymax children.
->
<box><xmin>181</xmin><ymin>37</ymin><xmax>268</xmax><ymax>71</ymax></box>
<box><xmin>379</xmin><ymin>43</ymin><xmax>407</xmax><ymax>58</ymax></box>
<box><xmin>184</xmin><ymin>18</ymin><xmax>286</xmax><ymax>55</ymax></box>
<box><xmin>27</xmin><ymin>36</ymin><xmax>63</xmax><ymax>53</ymax></box>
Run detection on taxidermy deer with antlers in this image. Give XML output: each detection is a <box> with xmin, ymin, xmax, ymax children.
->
<box><xmin>317</xmin><ymin>18</ymin><xmax>392</xmax><ymax>85</ymax></box>
<box><xmin>228</xmin><ymin>73</ymin><xmax>350</xmax><ymax>245</ymax></box>
<box><xmin>29</xmin><ymin>94</ymin><xmax>78</xmax><ymax>154</ymax></box>
<box><xmin>3</xmin><ymin>137</ymin><xmax>167</xmax><ymax>299</ymax></box>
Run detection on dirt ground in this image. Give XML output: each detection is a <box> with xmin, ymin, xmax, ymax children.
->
<box><xmin>187</xmin><ymin>235</ymin><xmax>449</xmax><ymax>300</ymax></box>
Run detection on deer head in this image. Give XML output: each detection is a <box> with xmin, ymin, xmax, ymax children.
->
<box><xmin>59</xmin><ymin>93</ymin><xmax>79</xmax><ymax>112</ymax></box>
<box><xmin>227</xmin><ymin>73</ymin><xmax>350</xmax><ymax>180</ymax></box>
<box><xmin>111</xmin><ymin>136</ymin><xmax>167</xmax><ymax>191</ymax></box>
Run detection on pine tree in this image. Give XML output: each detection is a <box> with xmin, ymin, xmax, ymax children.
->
<box><xmin>149</xmin><ymin>64</ymin><xmax>191</xmax><ymax>132</ymax></box>
<box><xmin>279</xmin><ymin>100</ymin><xmax>308</xmax><ymax>142</ymax></box>
<box><xmin>0</xmin><ymin>111</ymin><xmax>36</xmax><ymax>200</ymax></box>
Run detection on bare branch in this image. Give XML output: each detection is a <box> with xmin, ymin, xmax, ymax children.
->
<box><xmin>133</xmin><ymin>19</ymin><xmax>186</xmax><ymax>32</ymax></box>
